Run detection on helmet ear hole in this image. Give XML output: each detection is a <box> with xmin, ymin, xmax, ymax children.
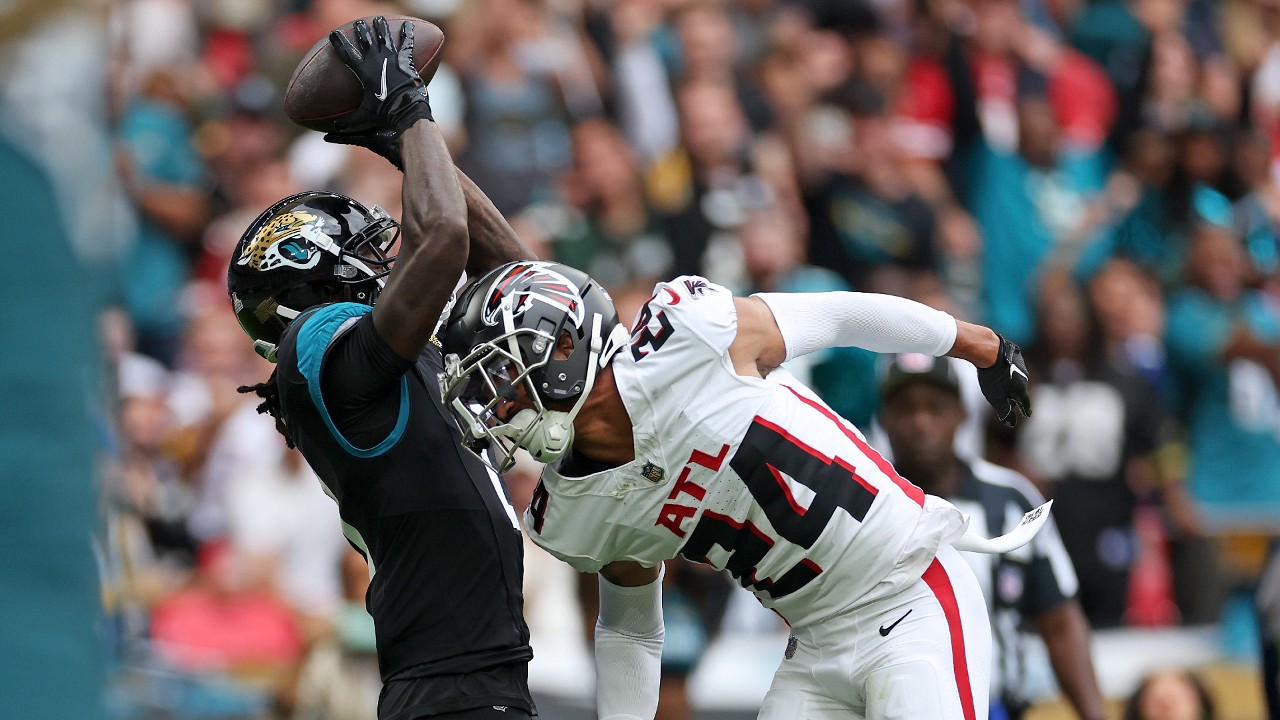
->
<box><xmin>553</xmin><ymin>331</ymin><xmax>575</xmax><ymax>361</ymax></box>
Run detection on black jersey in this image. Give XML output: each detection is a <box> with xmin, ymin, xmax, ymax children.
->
<box><xmin>274</xmin><ymin>302</ymin><xmax>533</xmax><ymax>716</ymax></box>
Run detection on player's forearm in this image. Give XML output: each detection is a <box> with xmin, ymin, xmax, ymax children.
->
<box><xmin>373</xmin><ymin>120</ymin><xmax>469</xmax><ymax>359</ymax></box>
<box><xmin>1036</xmin><ymin>602</ymin><xmax>1106</xmax><ymax>720</ymax></box>
<box><xmin>947</xmin><ymin>321</ymin><xmax>1000</xmax><ymax>368</ymax></box>
<box><xmin>753</xmin><ymin>291</ymin><xmax>958</xmax><ymax>361</ymax></box>
<box><xmin>458</xmin><ymin>169</ymin><xmax>534</xmax><ymax>274</ymax></box>
<box><xmin>595</xmin><ymin>567</ymin><xmax>664</xmax><ymax>720</ymax></box>
<box><xmin>400</xmin><ymin>121</ymin><xmax>468</xmax><ymax>247</ymax></box>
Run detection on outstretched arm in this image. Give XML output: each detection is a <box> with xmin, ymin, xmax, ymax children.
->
<box><xmin>595</xmin><ymin>560</ymin><xmax>664</xmax><ymax>720</ymax></box>
<box><xmin>732</xmin><ymin>291</ymin><xmax>1031</xmax><ymax>425</ymax></box>
<box><xmin>373</xmin><ymin>120</ymin><xmax>469</xmax><ymax>359</ymax></box>
<box><xmin>320</xmin><ymin>139</ymin><xmax>532</xmax><ymax>274</ymax></box>
<box><xmin>732</xmin><ymin>292</ymin><xmax>996</xmax><ymax>369</ymax></box>
<box><xmin>458</xmin><ymin>169</ymin><xmax>535</xmax><ymax>274</ymax></box>
<box><xmin>325</xmin><ymin>17</ymin><xmax>469</xmax><ymax>361</ymax></box>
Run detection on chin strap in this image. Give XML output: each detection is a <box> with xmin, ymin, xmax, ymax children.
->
<box><xmin>496</xmin><ymin>408</ymin><xmax>573</xmax><ymax>463</ymax></box>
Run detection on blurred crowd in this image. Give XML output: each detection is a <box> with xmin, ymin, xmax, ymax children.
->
<box><xmin>97</xmin><ymin>0</ymin><xmax>1280</xmax><ymax>717</ymax></box>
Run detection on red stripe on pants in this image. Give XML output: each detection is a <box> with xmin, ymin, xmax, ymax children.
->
<box><xmin>921</xmin><ymin>558</ymin><xmax>976</xmax><ymax>720</ymax></box>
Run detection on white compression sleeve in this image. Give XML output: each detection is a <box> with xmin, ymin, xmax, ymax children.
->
<box><xmin>754</xmin><ymin>291</ymin><xmax>957</xmax><ymax>362</ymax></box>
<box><xmin>595</xmin><ymin>565</ymin><xmax>665</xmax><ymax>720</ymax></box>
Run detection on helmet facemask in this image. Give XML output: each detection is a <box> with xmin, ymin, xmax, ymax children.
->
<box><xmin>332</xmin><ymin>205</ymin><xmax>399</xmax><ymax>299</ymax></box>
<box><xmin>440</xmin><ymin>261</ymin><xmax>630</xmax><ymax>473</ymax></box>
<box><xmin>444</xmin><ymin>292</ymin><xmax>628</xmax><ymax>474</ymax></box>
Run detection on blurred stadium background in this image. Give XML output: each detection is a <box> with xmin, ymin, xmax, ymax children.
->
<box><xmin>4</xmin><ymin>0</ymin><xmax>1280</xmax><ymax>717</ymax></box>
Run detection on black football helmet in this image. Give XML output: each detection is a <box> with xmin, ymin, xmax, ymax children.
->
<box><xmin>441</xmin><ymin>261</ymin><xmax>630</xmax><ymax>471</ymax></box>
<box><xmin>227</xmin><ymin>191</ymin><xmax>398</xmax><ymax>361</ymax></box>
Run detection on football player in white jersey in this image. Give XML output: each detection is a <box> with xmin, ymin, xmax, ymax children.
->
<box><xmin>441</xmin><ymin>261</ymin><xmax>1040</xmax><ymax>720</ymax></box>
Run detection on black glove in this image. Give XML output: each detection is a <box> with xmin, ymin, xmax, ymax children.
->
<box><xmin>976</xmin><ymin>334</ymin><xmax>1032</xmax><ymax>427</ymax></box>
<box><xmin>323</xmin><ymin>128</ymin><xmax>404</xmax><ymax>170</ymax></box>
<box><xmin>328</xmin><ymin>16</ymin><xmax>433</xmax><ymax>136</ymax></box>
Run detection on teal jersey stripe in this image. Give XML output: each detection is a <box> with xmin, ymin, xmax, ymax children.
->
<box><xmin>295</xmin><ymin>302</ymin><xmax>410</xmax><ymax>458</ymax></box>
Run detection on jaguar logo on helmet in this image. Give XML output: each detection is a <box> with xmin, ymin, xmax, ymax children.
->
<box><xmin>237</xmin><ymin>210</ymin><xmax>331</xmax><ymax>272</ymax></box>
<box><xmin>482</xmin><ymin>262</ymin><xmax>584</xmax><ymax>327</ymax></box>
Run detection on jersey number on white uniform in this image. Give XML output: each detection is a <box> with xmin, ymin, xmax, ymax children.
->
<box><xmin>630</xmin><ymin>297</ymin><xmax>675</xmax><ymax>361</ymax></box>
<box><xmin>677</xmin><ymin>416</ymin><xmax>880</xmax><ymax>598</ymax></box>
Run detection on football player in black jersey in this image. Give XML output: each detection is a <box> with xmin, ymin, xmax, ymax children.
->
<box><xmin>228</xmin><ymin>18</ymin><xmax>536</xmax><ymax>720</ymax></box>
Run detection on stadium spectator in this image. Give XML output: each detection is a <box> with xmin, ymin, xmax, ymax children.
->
<box><xmin>167</xmin><ymin>298</ymin><xmax>276</xmax><ymax>542</ymax></box>
<box><xmin>226</xmin><ymin>444</ymin><xmax>347</xmax><ymax>621</ymax></box>
<box><xmin>548</xmin><ymin>118</ymin><xmax>674</xmax><ymax>292</ymax></box>
<box><xmin>805</xmin><ymin>85</ymin><xmax>941</xmax><ymax>295</ymax></box>
<box><xmin>1165</xmin><ymin>223</ymin><xmax>1280</xmax><ymax>518</ymax></box>
<box><xmin>602</xmin><ymin>0</ymin><xmax>681</xmax><ymax>164</ymax></box>
<box><xmin>450</xmin><ymin>0</ymin><xmax>583</xmax><ymax>214</ymax></box>
<box><xmin>150</xmin><ymin>539</ymin><xmax>304</xmax><ymax>675</ymax></box>
<box><xmin>672</xmin><ymin>1</ymin><xmax>771</xmax><ymax>131</ymax></box>
<box><xmin>1079</xmin><ymin>116</ymin><xmax>1236</xmax><ymax>292</ymax></box>
<box><xmin>114</xmin><ymin>68</ymin><xmax>211</xmax><ymax>364</ymax></box>
<box><xmin>1016</xmin><ymin>271</ymin><xmax>1173</xmax><ymax>628</ymax></box>
<box><xmin>650</xmin><ymin>78</ymin><xmax>769</xmax><ymax>281</ymax></box>
<box><xmin>1233</xmin><ymin>129</ymin><xmax>1280</xmax><ymax>279</ymax></box>
<box><xmin>967</xmin><ymin>94</ymin><xmax>1111</xmax><ymax>345</ymax></box>
<box><xmin>1123</xmin><ymin>668</ymin><xmax>1216</xmax><ymax>720</ymax></box>
<box><xmin>109</xmin><ymin>321</ymin><xmax>201</xmax><ymax>584</ymax></box>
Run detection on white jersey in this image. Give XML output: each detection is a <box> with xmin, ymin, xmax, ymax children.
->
<box><xmin>523</xmin><ymin>277</ymin><xmax>967</xmax><ymax>627</ymax></box>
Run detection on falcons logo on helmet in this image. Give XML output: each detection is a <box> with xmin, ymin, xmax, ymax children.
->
<box><xmin>482</xmin><ymin>262</ymin><xmax>584</xmax><ymax>327</ymax></box>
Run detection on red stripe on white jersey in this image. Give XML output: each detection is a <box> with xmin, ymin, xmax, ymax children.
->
<box><xmin>780</xmin><ymin>384</ymin><xmax>925</xmax><ymax>507</ymax></box>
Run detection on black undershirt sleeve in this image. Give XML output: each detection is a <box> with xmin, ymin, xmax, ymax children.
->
<box><xmin>319</xmin><ymin>314</ymin><xmax>417</xmax><ymax>450</ymax></box>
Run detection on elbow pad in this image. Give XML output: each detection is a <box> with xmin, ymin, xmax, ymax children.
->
<box><xmin>754</xmin><ymin>291</ymin><xmax>957</xmax><ymax>361</ymax></box>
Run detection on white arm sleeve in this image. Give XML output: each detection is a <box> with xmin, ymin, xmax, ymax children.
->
<box><xmin>595</xmin><ymin>565</ymin><xmax>665</xmax><ymax>720</ymax></box>
<box><xmin>754</xmin><ymin>291</ymin><xmax>957</xmax><ymax>362</ymax></box>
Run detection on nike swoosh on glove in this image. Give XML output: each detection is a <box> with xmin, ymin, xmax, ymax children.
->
<box><xmin>328</xmin><ymin>16</ymin><xmax>432</xmax><ymax>137</ymax></box>
<box><xmin>976</xmin><ymin>333</ymin><xmax>1032</xmax><ymax>427</ymax></box>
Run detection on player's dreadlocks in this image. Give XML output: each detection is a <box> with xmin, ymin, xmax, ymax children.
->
<box><xmin>238</xmin><ymin>369</ymin><xmax>295</xmax><ymax>449</ymax></box>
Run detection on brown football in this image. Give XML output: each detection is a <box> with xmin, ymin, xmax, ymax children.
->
<box><xmin>284</xmin><ymin>16</ymin><xmax>445</xmax><ymax>133</ymax></box>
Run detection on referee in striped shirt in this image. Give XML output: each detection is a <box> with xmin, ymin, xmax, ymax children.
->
<box><xmin>878</xmin><ymin>354</ymin><xmax>1105</xmax><ymax>720</ymax></box>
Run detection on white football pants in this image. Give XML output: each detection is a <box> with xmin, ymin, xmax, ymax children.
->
<box><xmin>758</xmin><ymin>544</ymin><xmax>991</xmax><ymax>720</ymax></box>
